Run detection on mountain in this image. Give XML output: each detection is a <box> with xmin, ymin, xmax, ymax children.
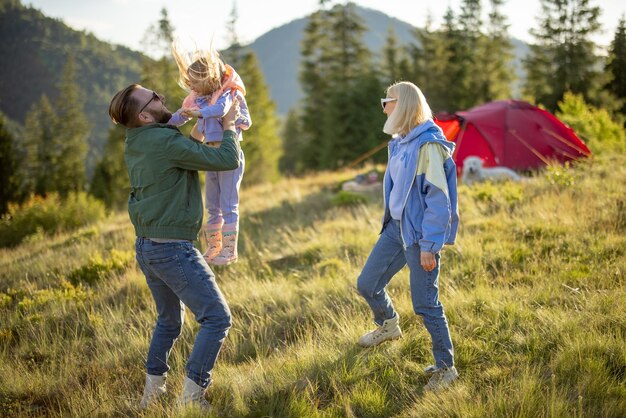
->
<box><xmin>0</xmin><ymin>0</ymin><xmax>528</xmax><ymax>174</ymax></box>
<box><xmin>0</xmin><ymin>0</ymin><xmax>145</xmax><ymax>173</ymax></box>
<box><xmin>247</xmin><ymin>5</ymin><xmax>528</xmax><ymax>115</ymax></box>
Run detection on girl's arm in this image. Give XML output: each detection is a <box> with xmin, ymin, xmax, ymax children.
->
<box><xmin>235</xmin><ymin>92</ymin><xmax>251</xmax><ymax>130</ymax></box>
<box><xmin>198</xmin><ymin>92</ymin><xmax>233</xmax><ymax>119</ymax></box>
<box><xmin>167</xmin><ymin>109</ymin><xmax>191</xmax><ymax>126</ymax></box>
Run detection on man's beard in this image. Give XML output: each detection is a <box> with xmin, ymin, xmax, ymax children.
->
<box><xmin>151</xmin><ymin>108</ymin><xmax>172</xmax><ymax>124</ymax></box>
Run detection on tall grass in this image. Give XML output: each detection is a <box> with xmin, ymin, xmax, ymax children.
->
<box><xmin>1</xmin><ymin>156</ymin><xmax>625</xmax><ymax>417</ymax></box>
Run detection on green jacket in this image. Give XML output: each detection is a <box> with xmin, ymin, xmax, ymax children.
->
<box><xmin>124</xmin><ymin>124</ymin><xmax>240</xmax><ymax>240</ymax></box>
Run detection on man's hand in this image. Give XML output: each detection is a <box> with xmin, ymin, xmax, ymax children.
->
<box><xmin>420</xmin><ymin>251</ymin><xmax>437</xmax><ymax>272</ymax></box>
<box><xmin>223</xmin><ymin>100</ymin><xmax>240</xmax><ymax>132</ymax></box>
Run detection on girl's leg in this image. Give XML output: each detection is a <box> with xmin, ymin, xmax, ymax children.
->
<box><xmin>211</xmin><ymin>149</ymin><xmax>244</xmax><ymax>265</ymax></box>
<box><xmin>356</xmin><ymin>220</ymin><xmax>407</xmax><ymax>325</ymax></box>
<box><xmin>202</xmin><ymin>171</ymin><xmax>223</xmax><ymax>260</ymax></box>
<box><xmin>405</xmin><ymin>248</ymin><xmax>454</xmax><ymax>368</ymax></box>
<box><xmin>218</xmin><ymin>148</ymin><xmax>245</xmax><ymax>225</ymax></box>
<box><xmin>204</xmin><ymin>171</ymin><xmax>222</xmax><ymax>226</ymax></box>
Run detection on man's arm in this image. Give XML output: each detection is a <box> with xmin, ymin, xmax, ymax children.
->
<box><xmin>166</xmin><ymin>131</ymin><xmax>239</xmax><ymax>171</ymax></box>
<box><xmin>166</xmin><ymin>102</ymin><xmax>240</xmax><ymax>171</ymax></box>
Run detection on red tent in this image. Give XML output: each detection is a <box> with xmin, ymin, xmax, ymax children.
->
<box><xmin>434</xmin><ymin>100</ymin><xmax>591</xmax><ymax>175</ymax></box>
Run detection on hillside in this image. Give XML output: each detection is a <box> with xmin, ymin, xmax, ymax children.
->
<box><xmin>248</xmin><ymin>5</ymin><xmax>529</xmax><ymax>114</ymax></box>
<box><xmin>0</xmin><ymin>0</ymin><xmax>145</xmax><ymax>172</ymax></box>
<box><xmin>0</xmin><ymin>155</ymin><xmax>624</xmax><ymax>416</ymax></box>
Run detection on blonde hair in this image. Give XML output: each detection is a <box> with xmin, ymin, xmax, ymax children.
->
<box><xmin>171</xmin><ymin>42</ymin><xmax>225</xmax><ymax>96</ymax></box>
<box><xmin>383</xmin><ymin>81</ymin><xmax>432</xmax><ymax>137</ymax></box>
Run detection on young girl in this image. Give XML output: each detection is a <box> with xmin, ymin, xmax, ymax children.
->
<box><xmin>169</xmin><ymin>44</ymin><xmax>251</xmax><ymax>265</ymax></box>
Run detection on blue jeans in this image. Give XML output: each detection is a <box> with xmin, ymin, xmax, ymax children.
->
<box><xmin>135</xmin><ymin>238</ymin><xmax>232</xmax><ymax>388</ymax></box>
<box><xmin>356</xmin><ymin>220</ymin><xmax>454</xmax><ymax>368</ymax></box>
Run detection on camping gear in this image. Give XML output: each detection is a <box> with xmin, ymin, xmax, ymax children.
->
<box><xmin>434</xmin><ymin>100</ymin><xmax>591</xmax><ymax>175</ymax></box>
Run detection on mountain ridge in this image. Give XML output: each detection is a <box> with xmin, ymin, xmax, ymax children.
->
<box><xmin>246</xmin><ymin>5</ymin><xmax>528</xmax><ymax>114</ymax></box>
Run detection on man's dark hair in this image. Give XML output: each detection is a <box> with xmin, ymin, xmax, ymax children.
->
<box><xmin>108</xmin><ymin>84</ymin><xmax>142</xmax><ymax>128</ymax></box>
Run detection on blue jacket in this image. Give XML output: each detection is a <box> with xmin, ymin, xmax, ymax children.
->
<box><xmin>381</xmin><ymin>119</ymin><xmax>459</xmax><ymax>252</ymax></box>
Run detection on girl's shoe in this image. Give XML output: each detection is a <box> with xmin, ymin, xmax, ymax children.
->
<box><xmin>202</xmin><ymin>222</ymin><xmax>223</xmax><ymax>262</ymax></box>
<box><xmin>211</xmin><ymin>223</ymin><xmax>238</xmax><ymax>265</ymax></box>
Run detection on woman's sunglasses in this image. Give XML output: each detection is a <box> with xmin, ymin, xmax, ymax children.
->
<box><xmin>380</xmin><ymin>97</ymin><xmax>397</xmax><ymax>110</ymax></box>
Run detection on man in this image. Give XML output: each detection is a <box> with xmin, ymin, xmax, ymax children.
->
<box><xmin>108</xmin><ymin>84</ymin><xmax>240</xmax><ymax>410</ymax></box>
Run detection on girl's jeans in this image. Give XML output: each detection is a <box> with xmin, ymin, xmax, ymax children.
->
<box><xmin>205</xmin><ymin>148</ymin><xmax>245</xmax><ymax>225</ymax></box>
<box><xmin>135</xmin><ymin>238</ymin><xmax>232</xmax><ymax>388</ymax></box>
<box><xmin>356</xmin><ymin>220</ymin><xmax>455</xmax><ymax>368</ymax></box>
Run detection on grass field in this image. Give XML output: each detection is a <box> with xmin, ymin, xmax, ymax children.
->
<box><xmin>1</xmin><ymin>154</ymin><xmax>625</xmax><ymax>417</ymax></box>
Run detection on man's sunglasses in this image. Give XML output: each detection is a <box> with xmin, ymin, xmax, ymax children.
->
<box><xmin>380</xmin><ymin>97</ymin><xmax>397</xmax><ymax>109</ymax></box>
<box><xmin>138</xmin><ymin>91</ymin><xmax>165</xmax><ymax>115</ymax></box>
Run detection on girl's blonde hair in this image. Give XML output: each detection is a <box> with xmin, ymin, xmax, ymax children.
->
<box><xmin>383</xmin><ymin>81</ymin><xmax>432</xmax><ymax>137</ymax></box>
<box><xmin>172</xmin><ymin>42</ymin><xmax>225</xmax><ymax>95</ymax></box>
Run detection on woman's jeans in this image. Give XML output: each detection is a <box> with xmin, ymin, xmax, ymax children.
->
<box><xmin>135</xmin><ymin>238</ymin><xmax>232</xmax><ymax>388</ymax></box>
<box><xmin>356</xmin><ymin>220</ymin><xmax>454</xmax><ymax>368</ymax></box>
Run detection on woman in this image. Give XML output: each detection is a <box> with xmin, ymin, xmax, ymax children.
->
<box><xmin>356</xmin><ymin>81</ymin><xmax>459</xmax><ymax>391</ymax></box>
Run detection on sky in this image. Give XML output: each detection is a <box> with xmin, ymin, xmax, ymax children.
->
<box><xmin>25</xmin><ymin>0</ymin><xmax>626</xmax><ymax>55</ymax></box>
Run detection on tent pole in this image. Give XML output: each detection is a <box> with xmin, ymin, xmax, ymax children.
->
<box><xmin>346</xmin><ymin>140</ymin><xmax>390</xmax><ymax>169</ymax></box>
<box><xmin>508</xmin><ymin>129</ymin><xmax>552</xmax><ymax>165</ymax></box>
<box><xmin>541</xmin><ymin>128</ymin><xmax>592</xmax><ymax>156</ymax></box>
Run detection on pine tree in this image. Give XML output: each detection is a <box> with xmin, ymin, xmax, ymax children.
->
<box><xmin>606</xmin><ymin>16</ymin><xmax>626</xmax><ymax>117</ymax></box>
<box><xmin>222</xmin><ymin>1</ymin><xmax>244</xmax><ymax>70</ymax></box>
<box><xmin>90</xmin><ymin>124</ymin><xmax>128</xmax><ymax>209</ymax></box>
<box><xmin>323</xmin><ymin>3</ymin><xmax>381</xmax><ymax>169</ymax></box>
<box><xmin>299</xmin><ymin>2</ymin><xmax>384</xmax><ymax>170</ymax></box>
<box><xmin>409</xmin><ymin>14</ymin><xmax>453</xmax><ymax>113</ymax></box>
<box><xmin>299</xmin><ymin>7</ymin><xmax>331</xmax><ymax>170</ymax></box>
<box><xmin>479</xmin><ymin>0</ymin><xmax>515</xmax><ymax>101</ymax></box>
<box><xmin>22</xmin><ymin>94</ymin><xmax>56</xmax><ymax>196</ymax></box>
<box><xmin>140</xmin><ymin>8</ymin><xmax>184</xmax><ymax>111</ymax></box>
<box><xmin>0</xmin><ymin>114</ymin><xmax>18</xmax><ymax>214</ymax></box>
<box><xmin>382</xmin><ymin>26</ymin><xmax>403</xmax><ymax>85</ymax></box>
<box><xmin>523</xmin><ymin>0</ymin><xmax>602</xmax><ymax>111</ymax></box>
<box><xmin>457</xmin><ymin>0</ymin><xmax>483</xmax><ymax>109</ymax></box>
<box><xmin>437</xmin><ymin>7</ymin><xmax>467</xmax><ymax>112</ymax></box>
<box><xmin>237</xmin><ymin>52</ymin><xmax>282</xmax><ymax>184</ymax></box>
<box><xmin>280</xmin><ymin>109</ymin><xmax>305</xmax><ymax>174</ymax></box>
<box><xmin>52</xmin><ymin>55</ymin><xmax>88</xmax><ymax>195</ymax></box>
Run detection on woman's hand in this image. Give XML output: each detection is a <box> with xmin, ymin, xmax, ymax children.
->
<box><xmin>420</xmin><ymin>251</ymin><xmax>437</xmax><ymax>272</ymax></box>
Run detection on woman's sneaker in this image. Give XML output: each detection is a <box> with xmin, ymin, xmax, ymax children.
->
<box><xmin>424</xmin><ymin>366</ymin><xmax>459</xmax><ymax>391</ymax></box>
<box><xmin>358</xmin><ymin>315</ymin><xmax>402</xmax><ymax>347</ymax></box>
